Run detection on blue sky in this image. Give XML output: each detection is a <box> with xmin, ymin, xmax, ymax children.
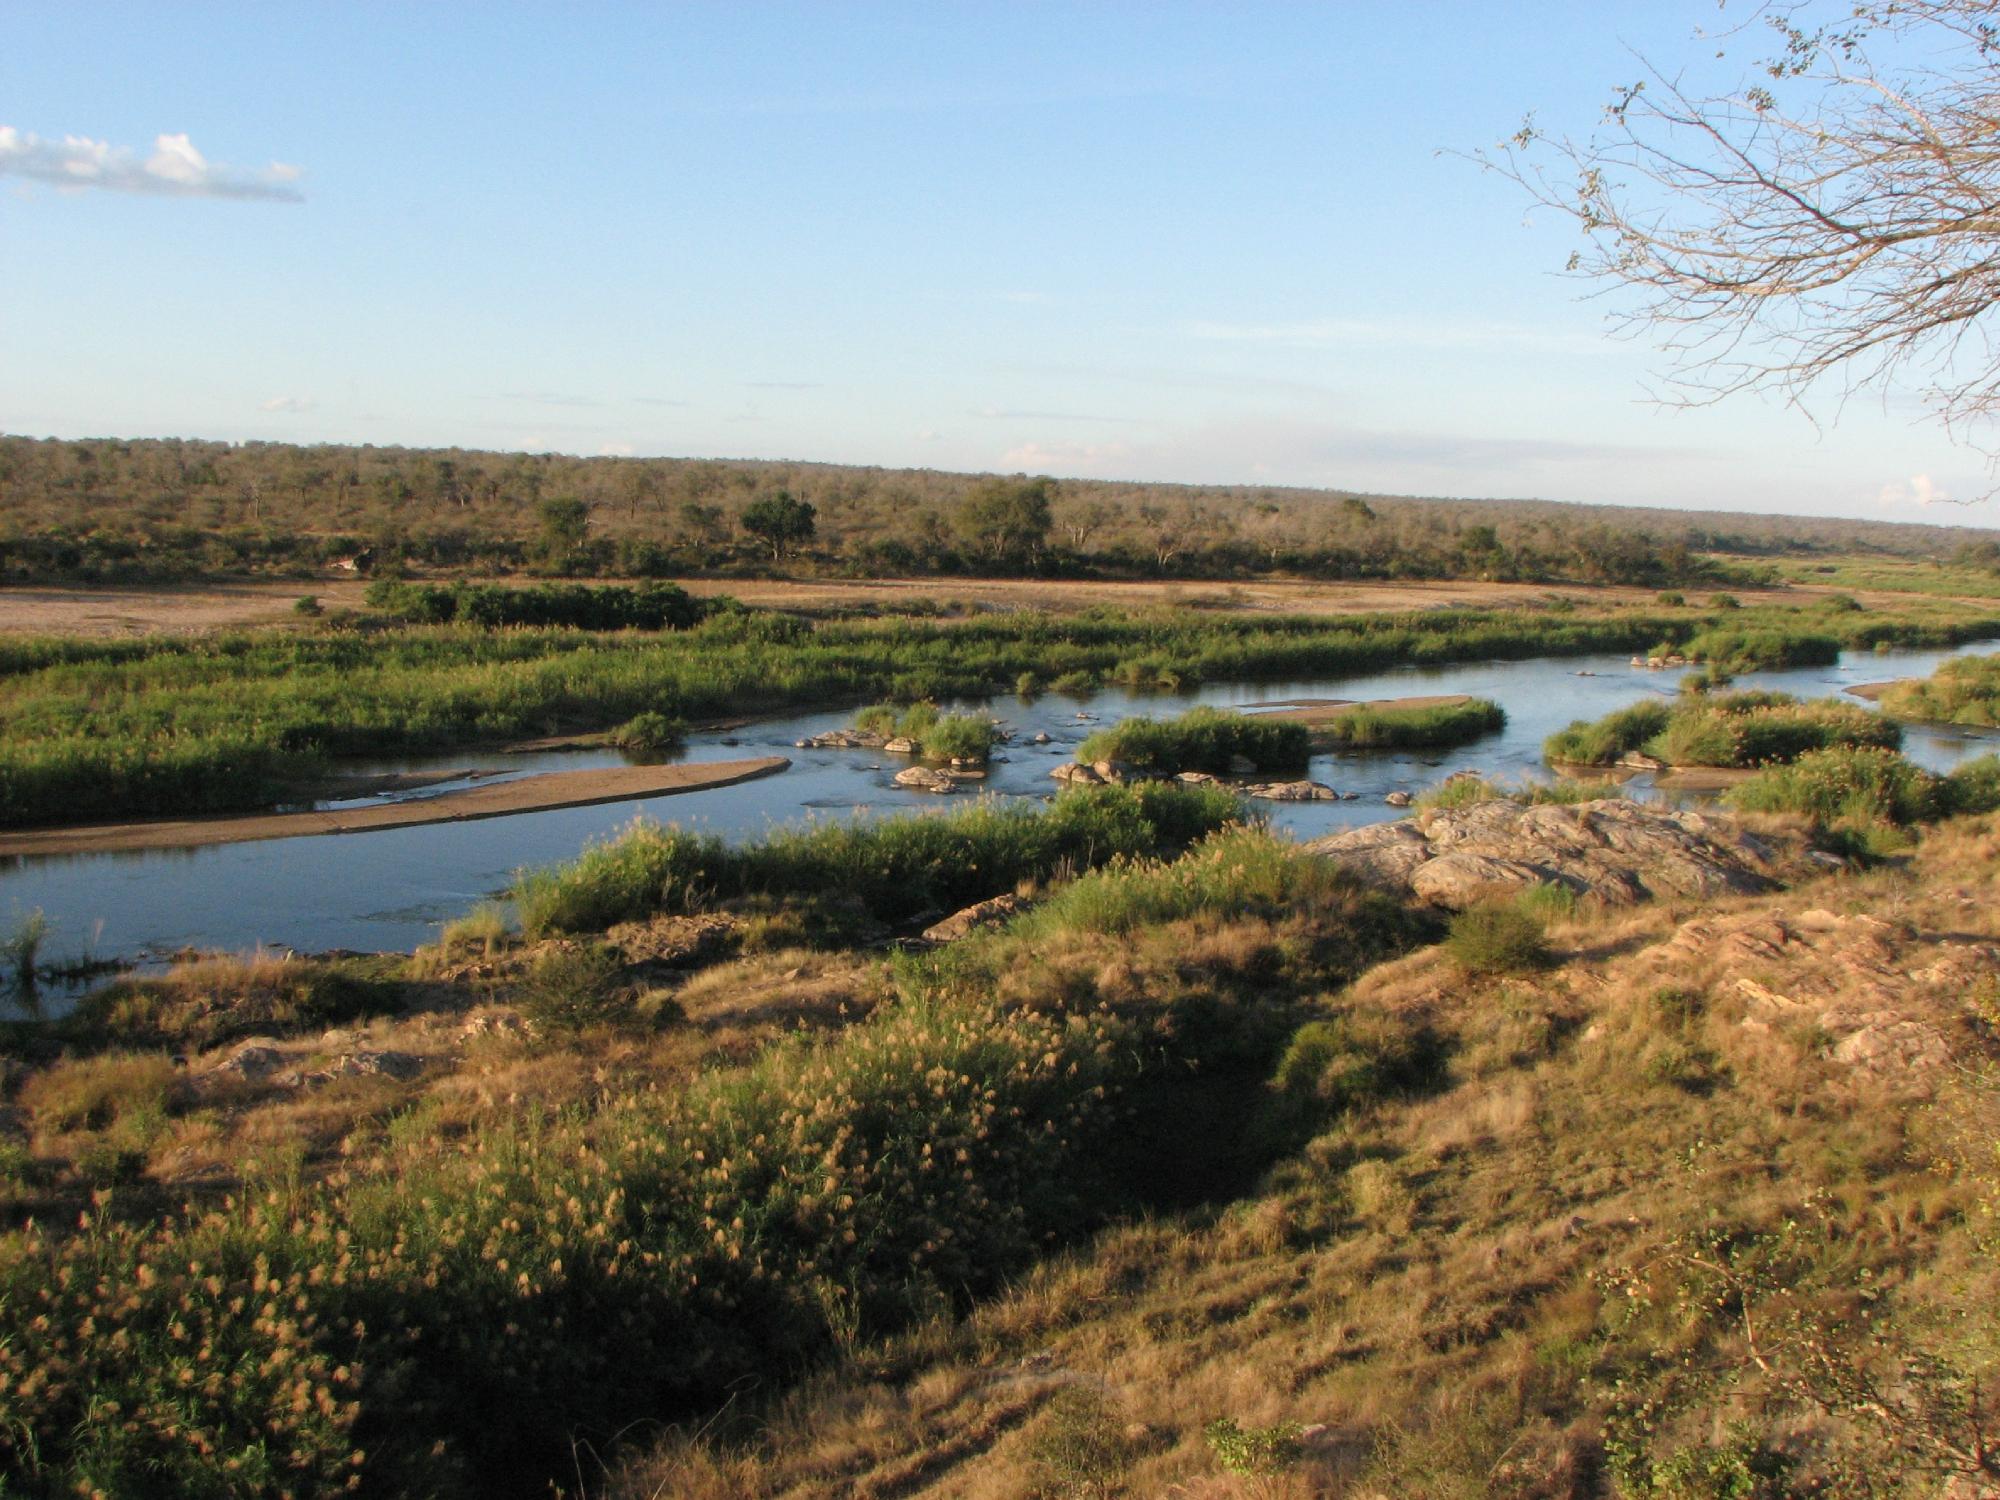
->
<box><xmin>3</xmin><ymin>2</ymin><xmax>1991</xmax><ymax>526</ymax></box>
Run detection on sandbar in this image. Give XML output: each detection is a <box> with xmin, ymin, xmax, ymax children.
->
<box><xmin>0</xmin><ymin>757</ymin><xmax>791</xmax><ymax>859</ymax></box>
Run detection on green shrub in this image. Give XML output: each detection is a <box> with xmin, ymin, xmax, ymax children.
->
<box><xmin>1025</xmin><ymin>1387</ymin><xmax>1134</xmax><ymax>1496</ymax></box>
<box><xmin>1725</xmin><ymin>746</ymin><xmax>1946</xmax><ymax>826</ymax></box>
<box><xmin>612</xmin><ymin>710</ymin><xmax>686</xmax><ymax>754</ymax></box>
<box><xmin>1544</xmin><ymin>700</ymin><xmax>1672</xmax><ymax>765</ymax></box>
<box><xmin>1445</xmin><ymin>902</ymin><xmax>1551</xmax><ymax>975</ymax></box>
<box><xmin>293</xmin><ymin>594</ymin><xmax>322</xmax><ymax>617</ymax></box>
<box><xmin>1205</xmin><ymin>1417</ymin><xmax>1305</xmax><ymax>1476</ymax></box>
<box><xmin>922</xmin><ymin>713</ymin><xmax>998</xmax><ymax>762</ymax></box>
<box><xmin>515</xmin><ymin>944</ymin><xmax>631</xmax><ymax>1032</ymax></box>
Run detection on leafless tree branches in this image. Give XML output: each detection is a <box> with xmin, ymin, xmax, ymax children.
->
<box><xmin>1483</xmin><ymin>2</ymin><xmax>2000</xmax><ymax>460</ymax></box>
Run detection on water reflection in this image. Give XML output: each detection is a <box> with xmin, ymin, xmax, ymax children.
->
<box><xmin>1</xmin><ymin>644</ymin><xmax>1992</xmax><ymax>964</ymax></box>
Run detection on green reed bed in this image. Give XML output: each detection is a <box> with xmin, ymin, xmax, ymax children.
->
<box><xmin>1075</xmin><ymin>707</ymin><xmax>1311</xmax><ymax>774</ymax></box>
<box><xmin>1878</xmin><ymin>651</ymin><xmax>2000</xmax><ymax>726</ymax></box>
<box><xmin>0</xmin><ymin>829</ymin><xmax>1417</xmax><ymax>1499</ymax></box>
<box><xmin>1725</xmin><ymin>746</ymin><xmax>2000</xmax><ymax>827</ymax></box>
<box><xmin>2</xmin><ymin>600</ymin><xmax>1996</xmax><ymax>827</ymax></box>
<box><xmin>512</xmin><ymin>781</ymin><xmax>1241</xmax><ymax>937</ymax></box>
<box><xmin>1546</xmin><ymin>692</ymin><xmax>1899</xmax><ymax>769</ymax></box>
<box><xmin>1310</xmin><ymin>696</ymin><xmax>1505</xmax><ymax>749</ymax></box>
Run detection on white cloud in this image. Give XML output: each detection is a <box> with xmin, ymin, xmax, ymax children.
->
<box><xmin>1001</xmin><ymin>440</ymin><xmax>1135</xmax><ymax>472</ymax></box>
<box><xmin>1878</xmin><ymin>472</ymin><xmax>1949</xmax><ymax>507</ymax></box>
<box><xmin>0</xmin><ymin>125</ymin><xmax>303</xmax><ymax>201</ymax></box>
<box><xmin>260</xmin><ymin>395</ymin><xmax>314</xmax><ymax>414</ymax></box>
<box><xmin>598</xmin><ymin>442</ymin><xmax>635</xmax><ymax>457</ymax></box>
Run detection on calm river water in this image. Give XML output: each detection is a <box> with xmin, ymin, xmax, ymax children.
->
<box><xmin>3</xmin><ymin>643</ymin><xmax>1995</xmax><ymax>966</ymax></box>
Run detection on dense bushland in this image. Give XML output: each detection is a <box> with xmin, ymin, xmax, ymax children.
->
<box><xmin>1</xmin><ymin>433</ymin><xmax>1915</xmax><ymax>588</ymax></box>
<box><xmin>513</xmin><ymin>782</ymin><xmax>1241</xmax><ymax>937</ymax></box>
<box><xmin>0</xmin><ymin>826</ymin><xmax>1423</xmax><ymax>1498</ymax></box>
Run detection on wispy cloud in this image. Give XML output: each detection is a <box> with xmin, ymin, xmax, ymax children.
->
<box><xmin>1184</xmin><ymin>316</ymin><xmax>1610</xmax><ymax>357</ymax></box>
<box><xmin>0</xmin><ymin>126</ymin><xmax>302</xmax><ymax>201</ymax></box>
<box><xmin>973</xmin><ymin>406</ymin><xmax>1132</xmax><ymax>424</ymax></box>
<box><xmin>259</xmin><ymin>395</ymin><xmax>314</xmax><ymax>414</ymax></box>
<box><xmin>499</xmin><ymin>391</ymin><xmax>606</xmax><ymax>409</ymax></box>
<box><xmin>631</xmin><ymin>396</ymin><xmax>691</xmax><ymax>408</ymax></box>
<box><xmin>745</xmin><ymin>380</ymin><xmax>821</xmax><ymax>391</ymax></box>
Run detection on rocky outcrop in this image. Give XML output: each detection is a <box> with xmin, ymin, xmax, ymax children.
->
<box><xmin>894</xmin><ymin>766</ymin><xmax>958</xmax><ymax>792</ymax></box>
<box><xmin>1630</xmin><ymin>906</ymin><xmax>1994</xmax><ymax>1085</ymax></box>
<box><xmin>921</xmin><ymin>893</ymin><xmax>1031</xmax><ymax>944</ymax></box>
<box><xmin>1302</xmin><ymin>798</ymin><xmax>1783</xmax><ymax>909</ymax></box>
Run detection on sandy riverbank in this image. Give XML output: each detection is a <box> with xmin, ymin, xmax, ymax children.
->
<box><xmin>0</xmin><ymin>757</ymin><xmax>790</xmax><ymax>859</ymax></box>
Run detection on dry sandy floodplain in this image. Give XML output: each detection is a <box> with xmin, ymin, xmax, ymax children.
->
<box><xmin>0</xmin><ymin>574</ymin><xmax>1830</xmax><ymax>638</ymax></box>
<box><xmin>0</xmin><ymin>757</ymin><xmax>790</xmax><ymax>859</ymax></box>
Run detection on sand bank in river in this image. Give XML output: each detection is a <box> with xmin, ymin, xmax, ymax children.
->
<box><xmin>0</xmin><ymin>757</ymin><xmax>790</xmax><ymax>860</ymax></box>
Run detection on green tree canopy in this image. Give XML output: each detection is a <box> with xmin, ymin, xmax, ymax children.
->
<box><xmin>741</xmin><ymin>490</ymin><xmax>817</xmax><ymax>560</ymax></box>
<box><xmin>955</xmin><ymin>475</ymin><xmax>1054</xmax><ymax>565</ymax></box>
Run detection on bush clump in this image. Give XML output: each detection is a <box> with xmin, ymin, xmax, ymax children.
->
<box><xmin>612</xmin><ymin>710</ymin><xmax>686</xmax><ymax>755</ymax></box>
<box><xmin>853</xmin><ymin>703</ymin><xmax>997</xmax><ymax>762</ymax></box>
<box><xmin>1445</xmin><ymin>901</ymin><xmax>1552</xmax><ymax>975</ymax></box>
<box><xmin>515</xmin><ymin>944</ymin><xmax>631</xmax><ymax>1032</ymax></box>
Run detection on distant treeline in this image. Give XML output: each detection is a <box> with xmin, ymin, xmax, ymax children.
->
<box><xmin>5</xmin><ymin>433</ymin><xmax>1988</xmax><ymax>589</ymax></box>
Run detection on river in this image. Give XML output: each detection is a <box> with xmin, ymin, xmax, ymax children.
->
<box><xmin>1</xmin><ymin>643</ymin><xmax>1993</xmax><ymax>968</ymax></box>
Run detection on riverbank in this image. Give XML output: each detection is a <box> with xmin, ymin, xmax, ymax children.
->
<box><xmin>0</xmin><ymin>756</ymin><xmax>790</xmax><ymax>859</ymax></box>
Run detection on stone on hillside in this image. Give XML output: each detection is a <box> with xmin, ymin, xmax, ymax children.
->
<box><xmin>921</xmin><ymin>893</ymin><xmax>1030</xmax><ymax>944</ymax></box>
<box><xmin>1304</xmin><ymin>797</ymin><xmax>1781</xmax><ymax>909</ymax></box>
<box><xmin>216</xmin><ymin>1043</ymin><xmax>286</xmax><ymax>1082</ymax></box>
<box><xmin>328</xmin><ymin>1050</ymin><xmax>424</xmax><ymax>1081</ymax></box>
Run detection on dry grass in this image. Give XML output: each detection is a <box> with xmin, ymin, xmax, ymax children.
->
<box><xmin>607</xmin><ymin>817</ymin><xmax>2000</xmax><ymax>1499</ymax></box>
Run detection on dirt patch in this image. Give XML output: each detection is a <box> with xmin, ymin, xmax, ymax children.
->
<box><xmin>1845</xmin><ymin>680</ymin><xmax>1907</xmax><ymax>701</ymax></box>
<box><xmin>0</xmin><ymin>575</ymin><xmax>1828</xmax><ymax>638</ymax></box>
<box><xmin>0</xmin><ymin>757</ymin><xmax>790</xmax><ymax>858</ymax></box>
<box><xmin>0</xmin><ymin>581</ymin><xmax>377</xmax><ymax>637</ymax></box>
